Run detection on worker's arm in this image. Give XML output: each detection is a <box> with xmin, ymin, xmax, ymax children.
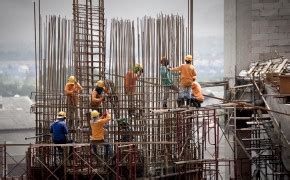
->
<box><xmin>104</xmin><ymin>86</ymin><xmax>109</xmax><ymax>94</ymax></box>
<box><xmin>64</xmin><ymin>84</ymin><xmax>74</xmax><ymax>95</ymax></box>
<box><xmin>134</xmin><ymin>71</ymin><xmax>143</xmax><ymax>81</ymax></box>
<box><xmin>75</xmin><ymin>82</ymin><xmax>83</xmax><ymax>93</ymax></box>
<box><xmin>192</xmin><ymin>66</ymin><xmax>197</xmax><ymax>77</ymax></box>
<box><xmin>170</xmin><ymin>66</ymin><xmax>181</xmax><ymax>72</ymax></box>
<box><xmin>91</xmin><ymin>90</ymin><xmax>104</xmax><ymax>103</ymax></box>
<box><xmin>99</xmin><ymin>113</ymin><xmax>112</xmax><ymax>125</ymax></box>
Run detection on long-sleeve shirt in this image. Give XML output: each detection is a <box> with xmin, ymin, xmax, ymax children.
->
<box><xmin>170</xmin><ymin>64</ymin><xmax>197</xmax><ymax>87</ymax></box>
<box><xmin>124</xmin><ymin>71</ymin><xmax>141</xmax><ymax>94</ymax></box>
<box><xmin>91</xmin><ymin>87</ymin><xmax>109</xmax><ymax>107</ymax></box>
<box><xmin>50</xmin><ymin>120</ymin><xmax>68</xmax><ymax>142</ymax></box>
<box><xmin>90</xmin><ymin>113</ymin><xmax>111</xmax><ymax>140</ymax></box>
<box><xmin>64</xmin><ymin>82</ymin><xmax>83</xmax><ymax>96</ymax></box>
<box><xmin>192</xmin><ymin>82</ymin><xmax>204</xmax><ymax>102</ymax></box>
<box><xmin>160</xmin><ymin>65</ymin><xmax>174</xmax><ymax>86</ymax></box>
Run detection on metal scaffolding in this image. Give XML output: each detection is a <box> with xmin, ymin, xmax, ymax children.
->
<box><xmin>3</xmin><ymin>0</ymin><xmax>290</xmax><ymax>179</ymax></box>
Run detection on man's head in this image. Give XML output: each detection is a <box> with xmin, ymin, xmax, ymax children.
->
<box><xmin>133</xmin><ymin>64</ymin><xmax>143</xmax><ymax>73</ymax></box>
<box><xmin>185</xmin><ymin>55</ymin><xmax>193</xmax><ymax>64</ymax></box>
<box><xmin>68</xmin><ymin>75</ymin><xmax>76</xmax><ymax>84</ymax></box>
<box><xmin>57</xmin><ymin>111</ymin><xmax>66</xmax><ymax>120</ymax></box>
<box><xmin>91</xmin><ymin>110</ymin><xmax>100</xmax><ymax>119</ymax></box>
<box><xmin>160</xmin><ymin>56</ymin><xmax>169</xmax><ymax>66</ymax></box>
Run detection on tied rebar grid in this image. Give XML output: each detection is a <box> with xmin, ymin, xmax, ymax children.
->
<box><xmin>26</xmin><ymin>108</ymin><xmax>234</xmax><ymax>179</ymax></box>
<box><xmin>34</xmin><ymin>14</ymin><xmax>74</xmax><ymax>143</ymax></box>
<box><xmin>30</xmin><ymin>0</ymin><xmax>237</xmax><ymax>179</ymax></box>
<box><xmin>72</xmin><ymin>0</ymin><xmax>106</xmax><ymax>142</ymax></box>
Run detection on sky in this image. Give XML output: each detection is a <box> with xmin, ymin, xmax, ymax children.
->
<box><xmin>0</xmin><ymin>0</ymin><xmax>223</xmax><ymax>47</ymax></box>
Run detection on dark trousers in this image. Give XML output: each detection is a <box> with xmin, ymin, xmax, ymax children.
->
<box><xmin>91</xmin><ymin>140</ymin><xmax>113</xmax><ymax>160</ymax></box>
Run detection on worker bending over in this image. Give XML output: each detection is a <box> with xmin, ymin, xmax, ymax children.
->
<box><xmin>160</xmin><ymin>57</ymin><xmax>178</xmax><ymax>108</ymax></box>
<box><xmin>124</xmin><ymin>63</ymin><xmax>143</xmax><ymax>115</ymax></box>
<box><xmin>191</xmin><ymin>81</ymin><xmax>204</xmax><ymax>107</ymax></box>
<box><xmin>91</xmin><ymin>80</ymin><xmax>108</xmax><ymax>111</ymax></box>
<box><xmin>170</xmin><ymin>55</ymin><xmax>197</xmax><ymax>107</ymax></box>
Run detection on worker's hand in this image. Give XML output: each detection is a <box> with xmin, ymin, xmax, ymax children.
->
<box><xmin>103</xmin><ymin>109</ymin><xmax>110</xmax><ymax>116</ymax></box>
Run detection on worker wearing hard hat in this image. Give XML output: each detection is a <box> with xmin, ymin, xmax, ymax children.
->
<box><xmin>190</xmin><ymin>81</ymin><xmax>204</xmax><ymax>107</ymax></box>
<box><xmin>117</xmin><ymin>118</ymin><xmax>133</xmax><ymax>142</ymax></box>
<box><xmin>124</xmin><ymin>63</ymin><xmax>144</xmax><ymax>115</ymax></box>
<box><xmin>50</xmin><ymin>111</ymin><xmax>68</xmax><ymax>153</ymax></box>
<box><xmin>89</xmin><ymin>109</ymin><xmax>112</xmax><ymax>159</ymax></box>
<box><xmin>160</xmin><ymin>57</ymin><xmax>179</xmax><ymax>108</ymax></box>
<box><xmin>169</xmin><ymin>55</ymin><xmax>197</xmax><ymax>107</ymax></box>
<box><xmin>64</xmin><ymin>75</ymin><xmax>83</xmax><ymax>106</ymax></box>
<box><xmin>124</xmin><ymin>64</ymin><xmax>143</xmax><ymax>94</ymax></box>
<box><xmin>91</xmin><ymin>80</ymin><xmax>109</xmax><ymax>110</ymax></box>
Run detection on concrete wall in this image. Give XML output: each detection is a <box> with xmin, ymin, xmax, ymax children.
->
<box><xmin>252</xmin><ymin>0</ymin><xmax>290</xmax><ymax>60</ymax></box>
<box><xmin>225</xmin><ymin>0</ymin><xmax>290</xmax><ymax>82</ymax></box>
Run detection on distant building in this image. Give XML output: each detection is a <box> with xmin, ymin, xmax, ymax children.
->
<box><xmin>0</xmin><ymin>96</ymin><xmax>35</xmax><ymax>177</ymax></box>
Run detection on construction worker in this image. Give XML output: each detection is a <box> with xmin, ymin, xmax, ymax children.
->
<box><xmin>64</xmin><ymin>75</ymin><xmax>83</xmax><ymax>106</ymax></box>
<box><xmin>169</xmin><ymin>55</ymin><xmax>197</xmax><ymax>107</ymax></box>
<box><xmin>89</xmin><ymin>109</ymin><xmax>112</xmax><ymax>159</ymax></box>
<box><xmin>160</xmin><ymin>57</ymin><xmax>179</xmax><ymax>108</ymax></box>
<box><xmin>124</xmin><ymin>64</ymin><xmax>143</xmax><ymax>115</ymax></box>
<box><xmin>117</xmin><ymin>118</ymin><xmax>133</xmax><ymax>142</ymax></box>
<box><xmin>91</xmin><ymin>80</ymin><xmax>109</xmax><ymax>110</ymax></box>
<box><xmin>50</xmin><ymin>111</ymin><xmax>68</xmax><ymax>153</ymax></box>
<box><xmin>190</xmin><ymin>81</ymin><xmax>204</xmax><ymax>107</ymax></box>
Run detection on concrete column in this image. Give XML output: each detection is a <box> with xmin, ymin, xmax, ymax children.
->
<box><xmin>236</xmin><ymin>0</ymin><xmax>252</xmax><ymax>74</ymax></box>
<box><xmin>224</xmin><ymin>0</ymin><xmax>237</xmax><ymax>88</ymax></box>
<box><xmin>224</xmin><ymin>0</ymin><xmax>252</xmax><ymax>87</ymax></box>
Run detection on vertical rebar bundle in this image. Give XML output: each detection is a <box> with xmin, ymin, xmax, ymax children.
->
<box><xmin>34</xmin><ymin>15</ymin><xmax>74</xmax><ymax>143</ymax></box>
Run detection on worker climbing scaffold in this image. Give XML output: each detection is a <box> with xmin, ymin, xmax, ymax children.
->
<box><xmin>91</xmin><ymin>80</ymin><xmax>108</xmax><ymax>111</ymax></box>
<box><xmin>124</xmin><ymin>63</ymin><xmax>144</xmax><ymax>116</ymax></box>
<box><xmin>64</xmin><ymin>75</ymin><xmax>83</xmax><ymax>128</ymax></box>
<box><xmin>169</xmin><ymin>55</ymin><xmax>197</xmax><ymax>107</ymax></box>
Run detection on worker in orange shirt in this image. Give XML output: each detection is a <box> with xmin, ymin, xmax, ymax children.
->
<box><xmin>124</xmin><ymin>64</ymin><xmax>143</xmax><ymax>115</ymax></box>
<box><xmin>190</xmin><ymin>81</ymin><xmax>204</xmax><ymax>107</ymax></box>
<box><xmin>170</xmin><ymin>55</ymin><xmax>197</xmax><ymax>107</ymax></box>
<box><xmin>89</xmin><ymin>109</ymin><xmax>112</xmax><ymax>159</ymax></box>
<box><xmin>64</xmin><ymin>75</ymin><xmax>83</xmax><ymax>106</ymax></box>
<box><xmin>91</xmin><ymin>80</ymin><xmax>109</xmax><ymax>110</ymax></box>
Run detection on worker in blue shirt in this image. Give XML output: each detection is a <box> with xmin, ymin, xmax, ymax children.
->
<box><xmin>50</xmin><ymin>111</ymin><xmax>68</xmax><ymax>153</ymax></box>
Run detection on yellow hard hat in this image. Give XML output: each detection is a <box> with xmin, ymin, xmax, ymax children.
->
<box><xmin>91</xmin><ymin>110</ymin><xmax>100</xmax><ymax>118</ymax></box>
<box><xmin>133</xmin><ymin>64</ymin><xmax>143</xmax><ymax>73</ymax></box>
<box><xmin>96</xmin><ymin>80</ymin><xmax>105</xmax><ymax>88</ymax></box>
<box><xmin>68</xmin><ymin>75</ymin><xmax>76</xmax><ymax>84</ymax></box>
<box><xmin>135</xmin><ymin>64</ymin><xmax>143</xmax><ymax>69</ymax></box>
<box><xmin>57</xmin><ymin>111</ymin><xmax>66</xmax><ymax>118</ymax></box>
<box><xmin>185</xmin><ymin>55</ymin><xmax>193</xmax><ymax>62</ymax></box>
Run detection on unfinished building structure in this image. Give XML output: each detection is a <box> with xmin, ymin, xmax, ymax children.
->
<box><xmin>2</xmin><ymin>0</ymin><xmax>290</xmax><ymax>179</ymax></box>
